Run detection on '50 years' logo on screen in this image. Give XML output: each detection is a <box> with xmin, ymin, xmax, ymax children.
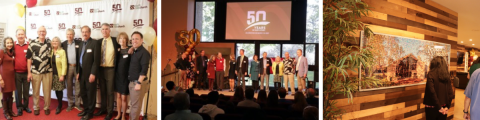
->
<box><xmin>245</xmin><ymin>11</ymin><xmax>269</xmax><ymax>31</ymax></box>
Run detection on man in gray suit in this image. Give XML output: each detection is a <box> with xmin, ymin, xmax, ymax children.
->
<box><xmin>295</xmin><ymin>49</ymin><xmax>308</xmax><ymax>94</ymax></box>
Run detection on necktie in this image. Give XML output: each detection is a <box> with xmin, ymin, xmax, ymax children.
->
<box><xmin>202</xmin><ymin>56</ymin><xmax>205</xmax><ymax>67</ymax></box>
<box><xmin>101</xmin><ymin>38</ymin><xmax>106</xmax><ymax>65</ymax></box>
<box><xmin>80</xmin><ymin>41</ymin><xmax>87</xmax><ymax>67</ymax></box>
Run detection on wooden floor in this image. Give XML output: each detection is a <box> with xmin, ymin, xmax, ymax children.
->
<box><xmin>454</xmin><ymin>88</ymin><xmax>465</xmax><ymax>120</ymax></box>
<box><xmin>193</xmin><ymin>89</ymin><xmax>298</xmax><ymax>100</ymax></box>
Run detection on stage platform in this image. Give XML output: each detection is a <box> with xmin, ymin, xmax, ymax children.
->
<box><xmin>192</xmin><ymin>88</ymin><xmax>305</xmax><ymax>100</ymax></box>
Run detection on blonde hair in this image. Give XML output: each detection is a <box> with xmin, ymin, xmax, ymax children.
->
<box><xmin>117</xmin><ymin>32</ymin><xmax>130</xmax><ymax>45</ymax></box>
<box><xmin>210</xmin><ymin>55</ymin><xmax>215</xmax><ymax>61</ymax></box>
<box><xmin>51</xmin><ymin>36</ymin><xmax>62</xmax><ymax>49</ymax></box>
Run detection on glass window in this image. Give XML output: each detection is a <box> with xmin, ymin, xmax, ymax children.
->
<box><xmin>260</xmin><ymin>44</ymin><xmax>281</xmax><ymax>58</ymax></box>
<box><xmin>195</xmin><ymin>2</ymin><xmax>215</xmax><ymax>42</ymax></box>
<box><xmin>306</xmin><ymin>0</ymin><xmax>319</xmax><ymax>43</ymax></box>
<box><xmin>282</xmin><ymin>44</ymin><xmax>304</xmax><ymax>59</ymax></box>
<box><xmin>306</xmin><ymin>44</ymin><xmax>316</xmax><ymax>65</ymax></box>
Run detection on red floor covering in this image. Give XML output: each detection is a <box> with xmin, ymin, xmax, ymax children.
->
<box><xmin>0</xmin><ymin>96</ymin><xmax>142</xmax><ymax>120</ymax></box>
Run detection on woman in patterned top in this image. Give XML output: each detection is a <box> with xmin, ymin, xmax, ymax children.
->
<box><xmin>186</xmin><ymin>55</ymin><xmax>195</xmax><ymax>89</ymax></box>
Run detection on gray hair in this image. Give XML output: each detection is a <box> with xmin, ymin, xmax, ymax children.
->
<box><xmin>66</xmin><ymin>28</ymin><xmax>75</xmax><ymax>35</ymax></box>
<box><xmin>101</xmin><ymin>23</ymin><xmax>111</xmax><ymax>29</ymax></box>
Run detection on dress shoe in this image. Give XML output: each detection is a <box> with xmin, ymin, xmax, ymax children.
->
<box><xmin>113</xmin><ymin>115</ymin><xmax>122</xmax><ymax>120</ymax></box>
<box><xmin>94</xmin><ymin>110</ymin><xmax>106</xmax><ymax>116</ymax></box>
<box><xmin>78</xmin><ymin>111</ymin><xmax>87</xmax><ymax>116</ymax></box>
<box><xmin>24</xmin><ymin>108</ymin><xmax>32</xmax><ymax>113</ymax></box>
<box><xmin>81</xmin><ymin>114</ymin><xmax>93</xmax><ymax>120</ymax></box>
<box><xmin>45</xmin><ymin>109</ymin><xmax>50</xmax><ymax>115</ymax></box>
<box><xmin>17</xmin><ymin>108</ymin><xmax>23</xmax><ymax>116</ymax></box>
<box><xmin>104</xmin><ymin>113</ymin><xmax>112</xmax><ymax>120</ymax></box>
<box><xmin>74</xmin><ymin>106</ymin><xmax>84</xmax><ymax>111</ymax></box>
<box><xmin>56</xmin><ymin>107</ymin><xmax>61</xmax><ymax>114</ymax></box>
<box><xmin>34</xmin><ymin>110</ymin><xmax>40</xmax><ymax>115</ymax></box>
<box><xmin>66</xmin><ymin>106</ymin><xmax>73</xmax><ymax>112</ymax></box>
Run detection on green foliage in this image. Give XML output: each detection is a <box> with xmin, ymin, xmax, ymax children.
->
<box><xmin>323</xmin><ymin>0</ymin><xmax>382</xmax><ymax>119</ymax></box>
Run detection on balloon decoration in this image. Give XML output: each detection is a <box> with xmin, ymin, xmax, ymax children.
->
<box><xmin>153</xmin><ymin>37</ymin><xmax>157</xmax><ymax>52</ymax></box>
<box><xmin>17</xmin><ymin>26</ymin><xmax>25</xmax><ymax>31</ymax></box>
<box><xmin>16</xmin><ymin>3</ymin><xmax>25</xmax><ymax>18</ymax></box>
<box><xmin>26</xmin><ymin>0</ymin><xmax>37</xmax><ymax>8</ymax></box>
<box><xmin>140</xmin><ymin>27</ymin><xmax>156</xmax><ymax>46</ymax></box>
<box><xmin>178</xmin><ymin>29</ymin><xmax>201</xmax><ymax>55</ymax></box>
<box><xmin>153</xmin><ymin>19</ymin><xmax>157</xmax><ymax>35</ymax></box>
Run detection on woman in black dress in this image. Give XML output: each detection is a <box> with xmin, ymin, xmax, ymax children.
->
<box><xmin>114</xmin><ymin>32</ymin><xmax>131</xmax><ymax>120</ymax></box>
<box><xmin>228</xmin><ymin>54</ymin><xmax>236</xmax><ymax>92</ymax></box>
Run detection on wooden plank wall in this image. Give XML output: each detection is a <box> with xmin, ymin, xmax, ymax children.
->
<box><xmin>334</xmin><ymin>0</ymin><xmax>459</xmax><ymax>119</ymax></box>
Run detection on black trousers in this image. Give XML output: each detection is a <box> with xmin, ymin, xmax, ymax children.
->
<box><xmin>197</xmin><ymin>71</ymin><xmax>207</xmax><ymax>89</ymax></box>
<box><xmin>15</xmin><ymin>72</ymin><xmax>30</xmax><ymax>109</ymax></box>
<box><xmin>425</xmin><ymin>107</ymin><xmax>447</xmax><ymax>120</ymax></box>
<box><xmin>98</xmin><ymin>67</ymin><xmax>115</xmax><ymax>113</ymax></box>
<box><xmin>79</xmin><ymin>75</ymin><xmax>98</xmax><ymax>115</ymax></box>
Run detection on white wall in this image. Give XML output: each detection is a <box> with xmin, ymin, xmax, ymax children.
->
<box><xmin>0</xmin><ymin>4</ymin><xmax>26</xmax><ymax>41</ymax></box>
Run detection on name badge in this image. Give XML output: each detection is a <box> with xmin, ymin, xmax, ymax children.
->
<box><xmin>87</xmin><ymin>49</ymin><xmax>92</xmax><ymax>53</ymax></box>
<box><xmin>220</xmin><ymin>61</ymin><xmax>222</xmax><ymax>63</ymax></box>
<box><xmin>244</xmin><ymin>61</ymin><xmax>246</xmax><ymax>63</ymax></box>
<box><xmin>75</xmin><ymin>45</ymin><xmax>79</xmax><ymax>48</ymax></box>
<box><xmin>32</xmin><ymin>66</ymin><xmax>35</xmax><ymax>69</ymax></box>
<box><xmin>24</xmin><ymin>50</ymin><xmax>27</xmax><ymax>53</ymax></box>
<box><xmin>56</xmin><ymin>55</ymin><xmax>60</xmax><ymax>58</ymax></box>
<box><xmin>257</xmin><ymin>62</ymin><xmax>259</xmax><ymax>63</ymax></box>
<box><xmin>123</xmin><ymin>55</ymin><xmax>128</xmax><ymax>58</ymax></box>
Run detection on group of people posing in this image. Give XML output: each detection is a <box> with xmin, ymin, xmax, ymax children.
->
<box><xmin>175</xmin><ymin>48</ymin><xmax>309</xmax><ymax>94</ymax></box>
<box><xmin>0</xmin><ymin>23</ymin><xmax>150</xmax><ymax>120</ymax></box>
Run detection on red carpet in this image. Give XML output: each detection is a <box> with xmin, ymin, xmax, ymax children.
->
<box><xmin>0</xmin><ymin>96</ymin><xmax>139</xmax><ymax>120</ymax></box>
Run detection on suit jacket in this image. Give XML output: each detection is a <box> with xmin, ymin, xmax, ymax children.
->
<box><xmin>259</xmin><ymin>57</ymin><xmax>272</xmax><ymax>74</ymax></box>
<box><xmin>61</xmin><ymin>40</ymin><xmax>81</xmax><ymax>73</ymax></box>
<box><xmin>296</xmin><ymin>56</ymin><xmax>308</xmax><ymax>76</ymax></box>
<box><xmin>196</xmin><ymin>55</ymin><xmax>208</xmax><ymax>73</ymax></box>
<box><xmin>236</xmin><ymin>55</ymin><xmax>249</xmax><ymax>74</ymax></box>
<box><xmin>98</xmin><ymin>37</ymin><xmax>120</xmax><ymax>68</ymax></box>
<box><xmin>78</xmin><ymin>38</ymin><xmax>101</xmax><ymax>80</ymax></box>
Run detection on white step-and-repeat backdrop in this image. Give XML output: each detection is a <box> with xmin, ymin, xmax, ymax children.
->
<box><xmin>25</xmin><ymin>0</ymin><xmax>150</xmax><ymax>111</ymax></box>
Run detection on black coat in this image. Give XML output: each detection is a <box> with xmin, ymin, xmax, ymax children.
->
<box><xmin>196</xmin><ymin>55</ymin><xmax>208</xmax><ymax>73</ymax></box>
<box><xmin>259</xmin><ymin>57</ymin><xmax>272</xmax><ymax>74</ymax></box>
<box><xmin>61</xmin><ymin>40</ymin><xmax>81</xmax><ymax>73</ymax></box>
<box><xmin>78</xmin><ymin>38</ymin><xmax>101</xmax><ymax>80</ymax></box>
<box><xmin>423</xmin><ymin>73</ymin><xmax>455</xmax><ymax>109</ymax></box>
<box><xmin>236</xmin><ymin>56</ymin><xmax>249</xmax><ymax>74</ymax></box>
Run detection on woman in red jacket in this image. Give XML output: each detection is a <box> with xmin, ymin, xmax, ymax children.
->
<box><xmin>207</xmin><ymin>55</ymin><xmax>216</xmax><ymax>91</ymax></box>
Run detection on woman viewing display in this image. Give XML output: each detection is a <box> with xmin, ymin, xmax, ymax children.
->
<box><xmin>423</xmin><ymin>56</ymin><xmax>454</xmax><ymax>120</ymax></box>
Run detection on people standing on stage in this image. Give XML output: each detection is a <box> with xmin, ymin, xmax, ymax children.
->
<box><xmin>250</xmin><ymin>55</ymin><xmax>260</xmax><ymax>92</ymax></box>
<box><xmin>114</xmin><ymin>32</ymin><xmax>131</xmax><ymax>120</ymax></box>
<box><xmin>1</xmin><ymin>37</ymin><xmax>17</xmax><ymax>120</ymax></box>
<box><xmin>282</xmin><ymin>52</ymin><xmax>295</xmax><ymax>95</ymax></box>
<box><xmin>259</xmin><ymin>52</ymin><xmax>272</xmax><ymax>92</ymax></box>
<box><xmin>186</xmin><ymin>55</ymin><xmax>195</xmax><ymax>89</ymax></box>
<box><xmin>236</xmin><ymin>49</ymin><xmax>248</xmax><ymax>91</ymax></box>
<box><xmin>27</xmin><ymin>26</ymin><xmax>52</xmax><ymax>116</ymax></box>
<box><xmin>128</xmin><ymin>31</ymin><xmax>151</xmax><ymax>120</ymax></box>
<box><xmin>61</xmin><ymin>28</ymin><xmax>83</xmax><ymax>112</ymax></box>
<box><xmin>196</xmin><ymin>50</ymin><xmax>208</xmax><ymax>90</ymax></box>
<box><xmin>14</xmin><ymin>29</ymin><xmax>32</xmax><ymax>116</ymax></box>
<box><xmin>207</xmin><ymin>55</ymin><xmax>216</xmax><ymax>91</ymax></box>
<box><xmin>215</xmin><ymin>52</ymin><xmax>225</xmax><ymax>91</ymax></box>
<box><xmin>175</xmin><ymin>53</ymin><xmax>190</xmax><ymax>89</ymax></box>
<box><xmin>50</xmin><ymin>37</ymin><xmax>68</xmax><ymax>115</ymax></box>
<box><xmin>95</xmin><ymin>23</ymin><xmax>120</xmax><ymax>120</ymax></box>
<box><xmin>295</xmin><ymin>49</ymin><xmax>308</xmax><ymax>94</ymax></box>
<box><xmin>77</xmin><ymin>26</ymin><xmax>101</xmax><ymax>120</ymax></box>
<box><xmin>272</xmin><ymin>56</ymin><xmax>284</xmax><ymax>90</ymax></box>
<box><xmin>228</xmin><ymin>54</ymin><xmax>236</xmax><ymax>92</ymax></box>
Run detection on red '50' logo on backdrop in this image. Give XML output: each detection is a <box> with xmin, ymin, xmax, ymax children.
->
<box><xmin>133</xmin><ymin>19</ymin><xmax>144</xmax><ymax>28</ymax></box>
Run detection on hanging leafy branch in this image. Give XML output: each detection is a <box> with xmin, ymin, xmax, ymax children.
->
<box><xmin>323</xmin><ymin>0</ymin><xmax>382</xmax><ymax>119</ymax></box>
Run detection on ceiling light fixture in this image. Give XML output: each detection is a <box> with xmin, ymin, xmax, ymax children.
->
<box><xmin>473</xmin><ymin>44</ymin><xmax>475</xmax><ymax>45</ymax></box>
<box><xmin>470</xmin><ymin>39</ymin><xmax>473</xmax><ymax>41</ymax></box>
<box><xmin>461</xmin><ymin>41</ymin><xmax>464</xmax><ymax>43</ymax></box>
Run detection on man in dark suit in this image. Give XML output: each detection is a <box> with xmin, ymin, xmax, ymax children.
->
<box><xmin>236</xmin><ymin>49</ymin><xmax>249</xmax><ymax>91</ymax></box>
<box><xmin>259</xmin><ymin>52</ymin><xmax>272</xmax><ymax>91</ymax></box>
<box><xmin>196</xmin><ymin>50</ymin><xmax>208</xmax><ymax>90</ymax></box>
<box><xmin>94</xmin><ymin>23</ymin><xmax>120</xmax><ymax>120</ymax></box>
<box><xmin>76</xmin><ymin>26</ymin><xmax>101</xmax><ymax>120</ymax></box>
<box><xmin>61</xmin><ymin>29</ymin><xmax>83</xmax><ymax>112</ymax></box>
